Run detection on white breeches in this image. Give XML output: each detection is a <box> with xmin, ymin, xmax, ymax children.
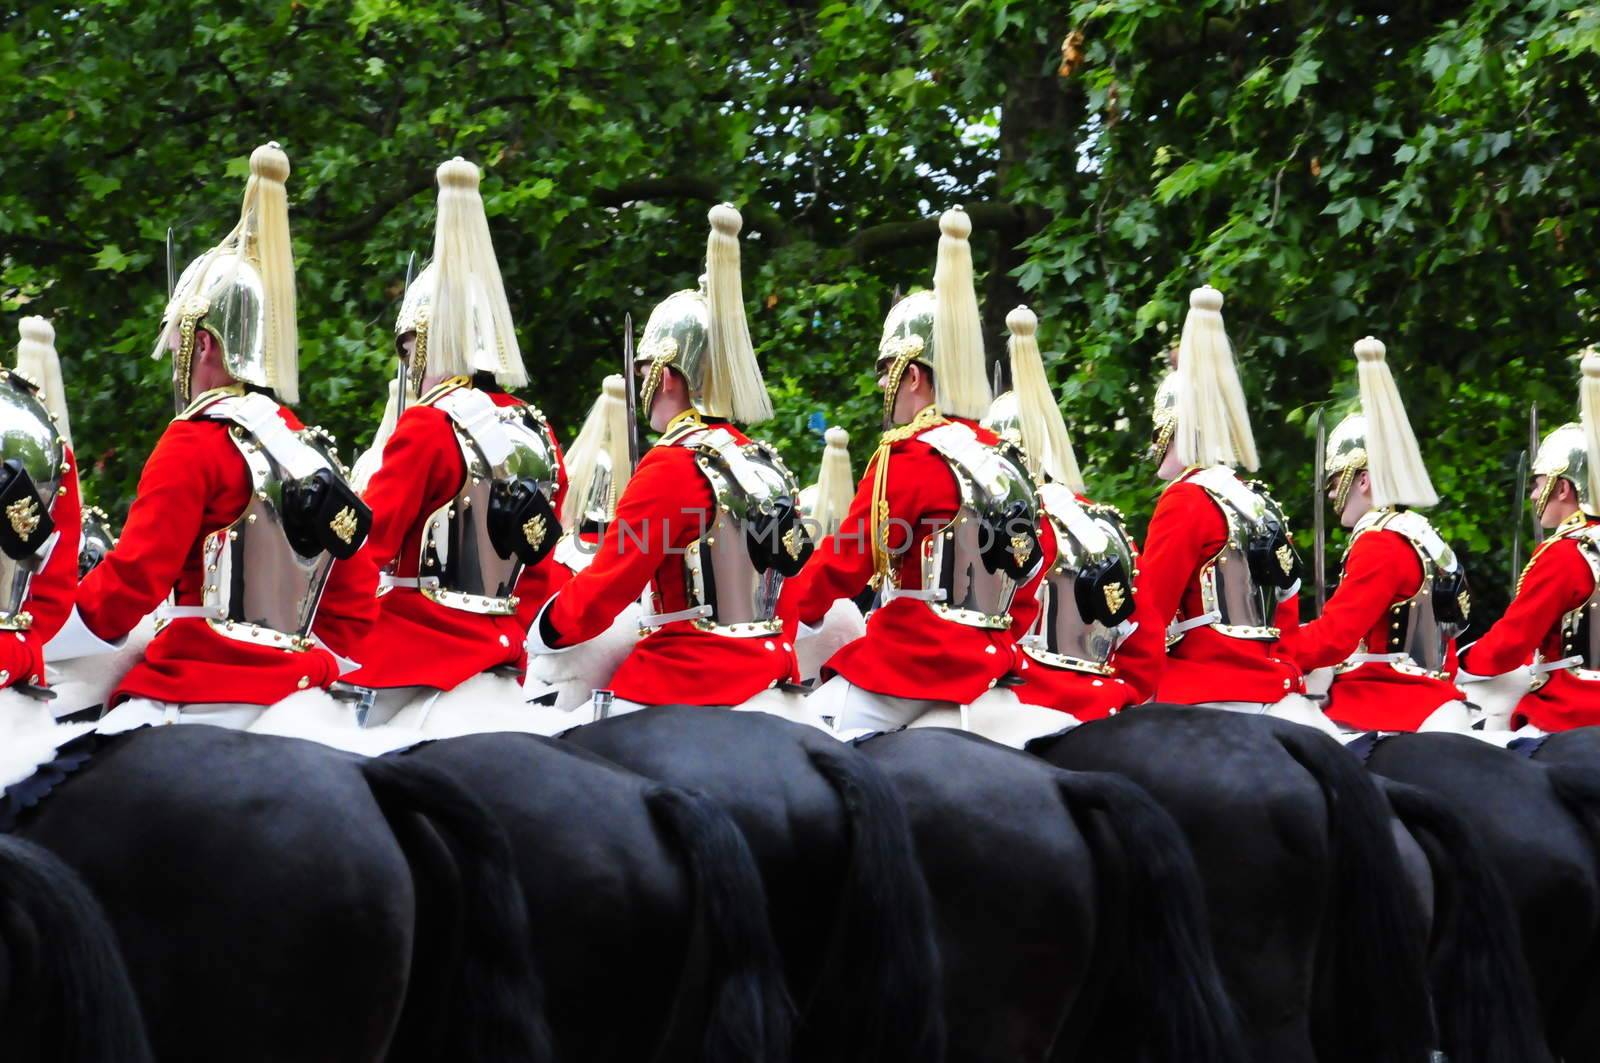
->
<box><xmin>602</xmin><ymin>688</ymin><xmax>836</xmax><ymax>734</ymax></box>
<box><xmin>96</xmin><ymin>697</ymin><xmax>265</xmax><ymax>734</ymax></box>
<box><xmin>806</xmin><ymin>676</ymin><xmax>949</xmax><ymax>734</ymax></box>
<box><xmin>804</xmin><ymin>676</ymin><xmax>1078</xmax><ymax>748</ymax></box>
<box><xmin>1202</xmin><ymin>693</ymin><xmax>1344</xmax><ymax>738</ymax></box>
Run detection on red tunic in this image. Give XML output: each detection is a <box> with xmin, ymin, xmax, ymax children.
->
<box><xmin>1008</xmin><ymin>499</ymin><xmax>1164</xmax><ymax>720</ymax></box>
<box><xmin>781</xmin><ymin>415</ymin><xmax>1022</xmax><ymax>704</ymax></box>
<box><xmin>540</xmin><ymin>415</ymin><xmax>798</xmax><ymax>705</ymax></box>
<box><xmin>346</xmin><ymin>382</ymin><xmax>539</xmax><ymax>690</ymax></box>
<box><xmin>1461</xmin><ymin>521</ymin><xmax>1600</xmax><ymax>731</ymax></box>
<box><xmin>1135</xmin><ymin>470</ymin><xmax>1303</xmax><ymax>704</ymax></box>
<box><xmin>1279</xmin><ymin>528</ymin><xmax>1463</xmax><ymax>731</ymax></box>
<box><xmin>79</xmin><ymin>396</ymin><xmax>376</xmax><ymax>706</ymax></box>
<box><xmin>0</xmin><ymin>448</ymin><xmax>81</xmax><ymax>688</ymax></box>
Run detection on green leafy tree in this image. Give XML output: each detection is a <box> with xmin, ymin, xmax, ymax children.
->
<box><xmin>2</xmin><ymin>0</ymin><xmax>1596</xmax><ymax>621</ymax></box>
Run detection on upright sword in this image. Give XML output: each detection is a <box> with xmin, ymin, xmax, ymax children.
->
<box><xmin>621</xmin><ymin>311</ymin><xmax>640</xmax><ymax>470</ymax></box>
<box><xmin>397</xmin><ymin>252</ymin><xmax>416</xmax><ymax>414</ymax></box>
<box><xmin>1511</xmin><ymin>448</ymin><xmax>1530</xmax><ymax>595</ymax></box>
<box><xmin>1311</xmin><ymin>407</ymin><xmax>1327</xmax><ymax>616</ymax></box>
<box><xmin>165</xmin><ymin>227</ymin><xmax>176</xmax><ymax>301</ymax></box>
<box><xmin>1530</xmin><ymin>402</ymin><xmax>1543</xmax><ymax>546</ymax></box>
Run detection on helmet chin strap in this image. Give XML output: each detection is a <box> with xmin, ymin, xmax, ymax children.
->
<box><xmin>880</xmin><ymin>352</ymin><xmax>921</xmax><ymax>428</ymax></box>
<box><xmin>1332</xmin><ymin>464</ymin><xmax>1361</xmax><ymax>515</ymax></box>
<box><xmin>1534</xmin><ymin>472</ymin><xmax>1561</xmax><ymax>520</ymax></box>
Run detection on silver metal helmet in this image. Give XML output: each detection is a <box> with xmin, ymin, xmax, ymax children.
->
<box><xmin>155</xmin><ymin>142</ymin><xmax>298</xmax><ymax>410</ymax></box>
<box><xmin>1533</xmin><ymin>422</ymin><xmax>1594</xmax><ymax>517</ymax></box>
<box><xmin>163</xmin><ymin>249</ymin><xmax>271</xmax><ymax>406</ymax></box>
<box><xmin>394</xmin><ymin>261</ymin><xmax>511</xmax><ymax>396</ymax></box>
<box><xmin>1324</xmin><ymin>412</ymin><xmax>1369</xmax><ymax>512</ymax></box>
<box><xmin>876</xmin><ymin>290</ymin><xmax>937</xmax><ymax>426</ymax></box>
<box><xmin>983</xmin><ymin>389</ymin><xmax>1023</xmax><ymax>448</ymax></box>
<box><xmin>636</xmin><ymin>283</ymin><xmax>710</xmax><ymax>414</ymax></box>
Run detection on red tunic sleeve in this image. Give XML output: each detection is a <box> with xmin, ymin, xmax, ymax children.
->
<box><xmin>78</xmin><ymin>420</ymin><xmax>233</xmax><ymax>641</ymax></box>
<box><xmin>1130</xmin><ymin>481</ymin><xmax>1226</xmax><ymax>692</ymax></box>
<box><xmin>357</xmin><ymin>405</ymin><xmax>465</xmax><ymax>572</ymax></box>
<box><xmin>1282</xmin><ymin>530</ymin><xmax>1419</xmax><ymax>671</ymax></box>
<box><xmin>1108</xmin><ymin>532</ymin><xmax>1165</xmax><ymax>701</ymax></box>
<box><xmin>542</xmin><ymin>444</ymin><xmax>708</xmax><ymax>646</ymax></box>
<box><xmin>1463</xmin><ymin>539</ymin><xmax>1594</xmax><ymax>675</ymax></box>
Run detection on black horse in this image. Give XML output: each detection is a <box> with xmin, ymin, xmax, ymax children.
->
<box><xmin>1032</xmin><ymin>707</ymin><xmax>1434</xmax><ymax>1063</ymax></box>
<box><xmin>0</xmin><ymin>832</ymin><xmax>153</xmax><ymax>1062</ymax></box>
<box><xmin>401</xmin><ymin>732</ymin><xmax>793</xmax><ymax>1063</ymax></box>
<box><xmin>564</xmin><ymin>707</ymin><xmax>942</xmax><ymax>1063</ymax></box>
<box><xmin>9</xmin><ymin>726</ymin><xmax>549</xmax><ymax>1063</ymax></box>
<box><xmin>856</xmin><ymin>728</ymin><xmax>1243</xmax><ymax>1062</ymax></box>
<box><xmin>1529</xmin><ymin>727</ymin><xmax>1600</xmax><ymax>1059</ymax></box>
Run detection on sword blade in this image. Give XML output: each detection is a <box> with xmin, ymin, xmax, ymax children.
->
<box><xmin>622</xmin><ymin>311</ymin><xmax>640</xmax><ymax>469</ymax></box>
<box><xmin>1511</xmin><ymin>448</ymin><xmax>1529</xmax><ymax>594</ymax></box>
<box><xmin>991</xmin><ymin>358</ymin><xmax>1004</xmax><ymax>399</ymax></box>
<box><xmin>1311</xmin><ymin>408</ymin><xmax>1327</xmax><ymax>616</ymax></box>
<box><xmin>1530</xmin><ymin>402</ymin><xmax>1544</xmax><ymax>545</ymax></box>
<box><xmin>398</xmin><ymin>251</ymin><xmax>416</xmax><ymax>412</ymax></box>
<box><xmin>165</xmin><ymin>227</ymin><xmax>176</xmax><ymax>301</ymax></box>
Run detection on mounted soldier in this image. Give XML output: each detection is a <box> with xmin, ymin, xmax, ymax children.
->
<box><xmin>527</xmin><ymin>203</ymin><xmax>808</xmax><ymax>717</ymax></box>
<box><xmin>780</xmin><ymin>208</ymin><xmax>1047</xmax><ymax>738</ymax></box>
<box><xmin>986</xmin><ymin>305</ymin><xmax>1162</xmax><ymax>722</ymax></box>
<box><xmin>1136</xmin><ymin>285</ymin><xmax>1316</xmax><ymax>723</ymax></box>
<box><xmin>342</xmin><ymin>156</ymin><xmax>565</xmax><ymax>726</ymax></box>
<box><xmin>1459</xmin><ymin>351</ymin><xmax>1600</xmax><ymax>733</ymax></box>
<box><xmin>0</xmin><ymin>317</ymin><xmax>82</xmax><ymax>721</ymax></box>
<box><xmin>1279</xmin><ymin>337</ymin><xmax>1471</xmax><ymax>733</ymax></box>
<box><xmin>47</xmin><ymin>143</ymin><xmax>375</xmax><ymax>730</ymax></box>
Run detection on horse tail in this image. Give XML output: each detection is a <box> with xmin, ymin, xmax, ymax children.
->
<box><xmin>0</xmin><ymin>833</ymin><xmax>153</xmax><ymax>1063</ymax></box>
<box><xmin>645</xmin><ymin>786</ymin><xmax>793</xmax><ymax>1063</ymax></box>
<box><xmin>361</xmin><ymin>755</ymin><xmax>552</xmax><ymax>1063</ymax></box>
<box><xmin>1272</xmin><ymin>725</ymin><xmax>1434</xmax><ymax>1063</ymax></box>
<box><xmin>1377</xmin><ymin>778</ymin><xmax>1553</xmax><ymax>1063</ymax></box>
<box><xmin>1051</xmin><ymin>768</ymin><xmax>1245</xmax><ymax>1063</ymax></box>
<box><xmin>803</xmin><ymin>742</ymin><xmax>944</xmax><ymax>1063</ymax></box>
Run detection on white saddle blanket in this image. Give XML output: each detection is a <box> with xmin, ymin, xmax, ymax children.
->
<box><xmin>0</xmin><ymin>689</ymin><xmax>96</xmax><ymax>793</ymax></box>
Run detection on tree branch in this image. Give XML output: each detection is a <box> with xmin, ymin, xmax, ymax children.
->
<box><xmin>847</xmin><ymin>201</ymin><xmax>1025</xmax><ymax>261</ymax></box>
<box><xmin>590</xmin><ymin>178</ymin><xmax>792</xmax><ymax>246</ymax></box>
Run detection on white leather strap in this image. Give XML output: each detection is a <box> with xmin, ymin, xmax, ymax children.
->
<box><xmin>379</xmin><ymin>574</ymin><xmax>439</xmax><ymax>591</ymax></box>
<box><xmin>156</xmin><ymin>604</ymin><xmax>224</xmax><ymax>621</ymax></box>
<box><xmin>882</xmin><ymin>586</ymin><xmax>946</xmax><ymax>604</ymax></box>
<box><xmin>1345</xmin><ymin>652</ymin><xmax>1409</xmax><ymax>666</ymax></box>
<box><xmin>1168</xmin><ymin>610</ymin><xmax>1220</xmax><ymax>638</ymax></box>
<box><xmin>207</xmin><ymin>393</ymin><xmax>322</xmax><ymax>479</ymax></box>
<box><xmin>435</xmin><ymin>388</ymin><xmax>512</xmax><ymax>465</ymax></box>
<box><xmin>641</xmin><ymin>604</ymin><xmax>714</xmax><ymax>628</ymax></box>
<box><xmin>1531</xmin><ymin>654</ymin><xmax>1583</xmax><ymax>676</ymax></box>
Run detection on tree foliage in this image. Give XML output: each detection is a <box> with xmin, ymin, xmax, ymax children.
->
<box><xmin>2</xmin><ymin>0</ymin><xmax>1598</xmax><ymax>618</ymax></box>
